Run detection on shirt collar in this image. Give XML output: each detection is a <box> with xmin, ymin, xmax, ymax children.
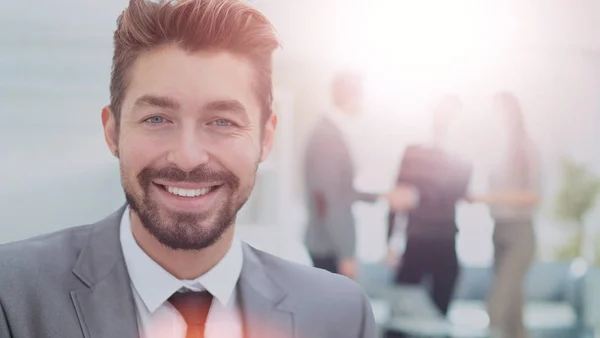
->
<box><xmin>119</xmin><ymin>206</ymin><xmax>243</xmax><ymax>313</ymax></box>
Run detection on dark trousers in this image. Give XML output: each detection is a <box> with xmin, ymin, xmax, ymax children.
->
<box><xmin>394</xmin><ymin>236</ymin><xmax>459</xmax><ymax>316</ymax></box>
<box><xmin>309</xmin><ymin>253</ymin><xmax>338</xmax><ymax>274</ymax></box>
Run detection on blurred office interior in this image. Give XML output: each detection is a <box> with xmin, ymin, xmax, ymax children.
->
<box><xmin>3</xmin><ymin>0</ymin><xmax>600</xmax><ymax>336</ymax></box>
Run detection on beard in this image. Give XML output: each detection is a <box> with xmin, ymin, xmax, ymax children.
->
<box><xmin>122</xmin><ymin>164</ymin><xmax>254</xmax><ymax>251</ymax></box>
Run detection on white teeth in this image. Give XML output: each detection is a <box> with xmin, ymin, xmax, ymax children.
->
<box><xmin>166</xmin><ymin>186</ymin><xmax>211</xmax><ymax>197</ymax></box>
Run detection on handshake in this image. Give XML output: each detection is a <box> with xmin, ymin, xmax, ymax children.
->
<box><xmin>383</xmin><ymin>184</ymin><xmax>419</xmax><ymax>212</ymax></box>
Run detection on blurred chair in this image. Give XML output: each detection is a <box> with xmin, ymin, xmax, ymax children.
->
<box><xmin>359</xmin><ymin>261</ymin><xmax>591</xmax><ymax>338</ymax></box>
<box><xmin>453</xmin><ymin>260</ymin><xmax>587</xmax><ymax>336</ymax></box>
<box><xmin>359</xmin><ymin>264</ymin><xmax>487</xmax><ymax>338</ymax></box>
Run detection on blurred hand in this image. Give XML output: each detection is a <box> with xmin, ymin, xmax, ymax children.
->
<box><xmin>385</xmin><ymin>184</ymin><xmax>419</xmax><ymax>212</ymax></box>
<box><xmin>385</xmin><ymin>248</ymin><xmax>401</xmax><ymax>268</ymax></box>
<box><xmin>338</xmin><ymin>258</ymin><xmax>358</xmax><ymax>280</ymax></box>
<box><xmin>314</xmin><ymin>192</ymin><xmax>327</xmax><ymax>219</ymax></box>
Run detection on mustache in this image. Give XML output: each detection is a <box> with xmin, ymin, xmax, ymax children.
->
<box><xmin>138</xmin><ymin>166</ymin><xmax>239</xmax><ymax>187</ymax></box>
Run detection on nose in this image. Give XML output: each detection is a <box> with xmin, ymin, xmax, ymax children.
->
<box><xmin>166</xmin><ymin>127</ymin><xmax>210</xmax><ymax>172</ymax></box>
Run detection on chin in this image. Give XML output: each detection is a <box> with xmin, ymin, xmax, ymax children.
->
<box><xmin>152</xmin><ymin>223</ymin><xmax>227</xmax><ymax>251</ymax></box>
<box><xmin>149</xmin><ymin>211</ymin><xmax>233</xmax><ymax>251</ymax></box>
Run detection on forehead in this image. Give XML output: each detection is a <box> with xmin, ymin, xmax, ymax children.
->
<box><xmin>123</xmin><ymin>46</ymin><xmax>259</xmax><ymax>115</ymax></box>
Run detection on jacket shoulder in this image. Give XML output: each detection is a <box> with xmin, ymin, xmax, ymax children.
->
<box><xmin>0</xmin><ymin>225</ymin><xmax>93</xmax><ymax>286</ymax></box>
<box><xmin>251</xmin><ymin>247</ymin><xmax>368</xmax><ymax>303</ymax></box>
<box><xmin>250</xmin><ymin>247</ymin><xmax>374</xmax><ymax>335</ymax></box>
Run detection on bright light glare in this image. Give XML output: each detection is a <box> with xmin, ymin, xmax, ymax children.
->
<box><xmin>569</xmin><ymin>257</ymin><xmax>588</xmax><ymax>279</ymax></box>
<box><xmin>332</xmin><ymin>1</ymin><xmax>513</xmax><ymax>97</ymax></box>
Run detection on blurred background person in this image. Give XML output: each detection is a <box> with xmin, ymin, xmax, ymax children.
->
<box><xmin>469</xmin><ymin>92</ymin><xmax>541</xmax><ymax>338</ymax></box>
<box><xmin>304</xmin><ymin>71</ymin><xmax>417</xmax><ymax>279</ymax></box>
<box><xmin>387</xmin><ymin>95</ymin><xmax>473</xmax><ymax>316</ymax></box>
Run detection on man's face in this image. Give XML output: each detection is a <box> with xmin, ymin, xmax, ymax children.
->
<box><xmin>102</xmin><ymin>46</ymin><xmax>276</xmax><ymax>250</ymax></box>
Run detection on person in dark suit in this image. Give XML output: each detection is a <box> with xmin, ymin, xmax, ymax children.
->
<box><xmin>387</xmin><ymin>95</ymin><xmax>472</xmax><ymax>316</ymax></box>
<box><xmin>304</xmin><ymin>71</ymin><xmax>417</xmax><ymax>279</ymax></box>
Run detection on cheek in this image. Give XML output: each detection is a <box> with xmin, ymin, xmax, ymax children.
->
<box><xmin>118</xmin><ymin>133</ymin><xmax>165</xmax><ymax>175</ymax></box>
<box><xmin>210</xmin><ymin>137</ymin><xmax>261</xmax><ymax>179</ymax></box>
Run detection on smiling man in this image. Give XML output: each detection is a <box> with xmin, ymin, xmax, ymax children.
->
<box><xmin>0</xmin><ymin>1</ymin><xmax>377</xmax><ymax>338</ymax></box>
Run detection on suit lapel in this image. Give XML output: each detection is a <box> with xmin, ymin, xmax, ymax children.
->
<box><xmin>68</xmin><ymin>207</ymin><xmax>296</xmax><ymax>338</ymax></box>
<box><xmin>71</xmin><ymin>206</ymin><xmax>139</xmax><ymax>338</ymax></box>
<box><xmin>238</xmin><ymin>244</ymin><xmax>295</xmax><ymax>338</ymax></box>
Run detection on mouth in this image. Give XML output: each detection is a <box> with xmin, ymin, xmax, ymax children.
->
<box><xmin>150</xmin><ymin>181</ymin><xmax>224</xmax><ymax>211</ymax></box>
<box><xmin>155</xmin><ymin>183</ymin><xmax>221</xmax><ymax>198</ymax></box>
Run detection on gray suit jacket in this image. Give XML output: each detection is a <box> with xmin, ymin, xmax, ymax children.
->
<box><xmin>304</xmin><ymin>117</ymin><xmax>377</xmax><ymax>260</ymax></box>
<box><xmin>0</xmin><ymin>206</ymin><xmax>376</xmax><ymax>338</ymax></box>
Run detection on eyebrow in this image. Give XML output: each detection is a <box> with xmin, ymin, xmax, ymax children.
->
<box><xmin>202</xmin><ymin>100</ymin><xmax>248</xmax><ymax>116</ymax></box>
<box><xmin>133</xmin><ymin>95</ymin><xmax>180</xmax><ymax>110</ymax></box>
<box><xmin>132</xmin><ymin>96</ymin><xmax>249</xmax><ymax>118</ymax></box>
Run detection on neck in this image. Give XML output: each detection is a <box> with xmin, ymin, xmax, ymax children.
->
<box><xmin>129</xmin><ymin>210</ymin><xmax>235</xmax><ymax>280</ymax></box>
<box><xmin>337</xmin><ymin>103</ymin><xmax>360</xmax><ymax>116</ymax></box>
<box><xmin>433</xmin><ymin>132</ymin><xmax>446</xmax><ymax>147</ymax></box>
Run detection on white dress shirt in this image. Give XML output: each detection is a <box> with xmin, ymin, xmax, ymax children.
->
<box><xmin>119</xmin><ymin>207</ymin><xmax>244</xmax><ymax>338</ymax></box>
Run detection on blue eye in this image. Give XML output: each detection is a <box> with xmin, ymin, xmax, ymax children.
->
<box><xmin>212</xmin><ymin>119</ymin><xmax>233</xmax><ymax>127</ymax></box>
<box><xmin>145</xmin><ymin>116</ymin><xmax>166</xmax><ymax>124</ymax></box>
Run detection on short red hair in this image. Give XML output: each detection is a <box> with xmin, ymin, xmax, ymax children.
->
<box><xmin>109</xmin><ymin>0</ymin><xmax>279</xmax><ymax>123</ymax></box>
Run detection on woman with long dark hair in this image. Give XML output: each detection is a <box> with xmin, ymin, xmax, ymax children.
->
<box><xmin>470</xmin><ymin>92</ymin><xmax>541</xmax><ymax>338</ymax></box>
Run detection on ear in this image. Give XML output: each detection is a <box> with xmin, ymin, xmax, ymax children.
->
<box><xmin>101</xmin><ymin>106</ymin><xmax>119</xmax><ymax>158</ymax></box>
<box><xmin>259</xmin><ymin>113</ymin><xmax>277</xmax><ymax>163</ymax></box>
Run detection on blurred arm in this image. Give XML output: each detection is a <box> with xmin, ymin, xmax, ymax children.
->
<box><xmin>470</xmin><ymin>190</ymin><xmax>540</xmax><ymax>207</ymax></box>
<box><xmin>470</xmin><ymin>147</ymin><xmax>541</xmax><ymax>207</ymax></box>
<box><xmin>314</xmin><ymin>146</ymin><xmax>359</xmax><ymax>261</ymax></box>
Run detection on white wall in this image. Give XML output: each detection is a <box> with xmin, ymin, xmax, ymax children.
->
<box><xmin>0</xmin><ymin>0</ymin><xmax>125</xmax><ymax>243</ymax></box>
